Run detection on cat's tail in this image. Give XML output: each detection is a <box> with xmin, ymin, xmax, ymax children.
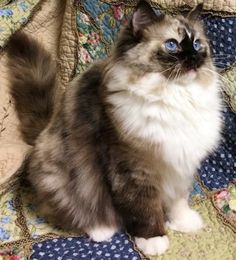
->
<box><xmin>7</xmin><ymin>32</ymin><xmax>57</xmax><ymax>145</ymax></box>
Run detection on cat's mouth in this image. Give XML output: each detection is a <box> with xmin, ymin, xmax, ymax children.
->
<box><xmin>165</xmin><ymin>66</ymin><xmax>200</xmax><ymax>81</ymax></box>
<box><xmin>166</xmin><ymin>65</ymin><xmax>199</xmax><ymax>82</ymax></box>
<box><xmin>179</xmin><ymin>67</ymin><xmax>199</xmax><ymax>80</ymax></box>
<box><xmin>159</xmin><ymin>55</ymin><xmax>207</xmax><ymax>81</ymax></box>
<box><xmin>166</xmin><ymin>56</ymin><xmax>205</xmax><ymax>80</ymax></box>
<box><xmin>184</xmin><ymin>69</ymin><xmax>198</xmax><ymax>79</ymax></box>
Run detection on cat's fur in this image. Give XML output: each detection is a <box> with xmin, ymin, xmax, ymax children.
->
<box><xmin>7</xmin><ymin>0</ymin><xmax>222</xmax><ymax>255</ymax></box>
<box><xmin>7</xmin><ymin>32</ymin><xmax>58</xmax><ymax>145</ymax></box>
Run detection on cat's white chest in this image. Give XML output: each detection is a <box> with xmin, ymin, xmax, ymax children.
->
<box><xmin>108</xmin><ymin>74</ymin><xmax>221</xmax><ymax>174</ymax></box>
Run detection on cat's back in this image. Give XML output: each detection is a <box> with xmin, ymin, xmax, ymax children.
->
<box><xmin>28</xmin><ymin>61</ymin><xmax>112</xmax><ymax>201</ymax></box>
<box><xmin>30</xmin><ymin>61</ymin><xmax>108</xmax><ymax>164</ymax></box>
<box><xmin>64</xmin><ymin>61</ymin><xmax>110</xmax><ymax>132</ymax></box>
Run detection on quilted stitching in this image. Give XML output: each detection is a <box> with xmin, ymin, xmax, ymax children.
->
<box><xmin>103</xmin><ymin>0</ymin><xmax>236</xmax><ymax>14</ymax></box>
<box><xmin>0</xmin><ymin>0</ymin><xmax>43</xmax><ymax>48</ymax></box>
<box><xmin>58</xmin><ymin>0</ymin><xmax>78</xmax><ymax>89</ymax></box>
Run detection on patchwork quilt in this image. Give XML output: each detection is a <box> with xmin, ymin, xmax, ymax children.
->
<box><xmin>0</xmin><ymin>0</ymin><xmax>42</xmax><ymax>48</ymax></box>
<box><xmin>0</xmin><ymin>0</ymin><xmax>236</xmax><ymax>259</ymax></box>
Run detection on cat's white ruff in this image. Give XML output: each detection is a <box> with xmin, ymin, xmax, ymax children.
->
<box><xmin>107</xmin><ymin>65</ymin><xmax>221</xmax><ymax>252</ymax></box>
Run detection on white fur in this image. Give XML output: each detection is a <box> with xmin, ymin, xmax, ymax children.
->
<box><xmin>86</xmin><ymin>226</ymin><xmax>117</xmax><ymax>242</ymax></box>
<box><xmin>107</xmin><ymin>64</ymin><xmax>221</xmax><ymax>252</ymax></box>
<box><xmin>135</xmin><ymin>235</ymin><xmax>169</xmax><ymax>255</ymax></box>
<box><xmin>107</xmin><ymin>65</ymin><xmax>222</xmax><ymax>205</ymax></box>
<box><xmin>166</xmin><ymin>198</ymin><xmax>204</xmax><ymax>232</ymax></box>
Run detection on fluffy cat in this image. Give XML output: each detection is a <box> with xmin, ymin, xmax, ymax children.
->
<box><xmin>7</xmin><ymin>0</ymin><xmax>222</xmax><ymax>255</ymax></box>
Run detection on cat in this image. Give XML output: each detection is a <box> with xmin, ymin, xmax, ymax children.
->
<box><xmin>7</xmin><ymin>0</ymin><xmax>222</xmax><ymax>255</ymax></box>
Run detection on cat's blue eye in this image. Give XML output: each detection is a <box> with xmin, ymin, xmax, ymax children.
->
<box><xmin>193</xmin><ymin>39</ymin><xmax>201</xmax><ymax>51</ymax></box>
<box><xmin>165</xmin><ymin>39</ymin><xmax>178</xmax><ymax>52</ymax></box>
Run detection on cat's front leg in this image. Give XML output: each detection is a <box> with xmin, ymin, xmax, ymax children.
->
<box><xmin>133</xmin><ymin>199</ymin><xmax>169</xmax><ymax>256</ymax></box>
<box><xmin>117</xmin><ymin>191</ymin><xmax>169</xmax><ymax>255</ymax></box>
<box><xmin>135</xmin><ymin>235</ymin><xmax>169</xmax><ymax>256</ymax></box>
<box><xmin>166</xmin><ymin>197</ymin><xmax>204</xmax><ymax>233</ymax></box>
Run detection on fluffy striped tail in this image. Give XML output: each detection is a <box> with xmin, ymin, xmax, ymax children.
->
<box><xmin>7</xmin><ymin>32</ymin><xmax>57</xmax><ymax>145</ymax></box>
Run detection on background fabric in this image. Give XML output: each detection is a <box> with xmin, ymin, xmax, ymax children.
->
<box><xmin>104</xmin><ymin>0</ymin><xmax>236</xmax><ymax>14</ymax></box>
<box><xmin>0</xmin><ymin>0</ymin><xmax>236</xmax><ymax>259</ymax></box>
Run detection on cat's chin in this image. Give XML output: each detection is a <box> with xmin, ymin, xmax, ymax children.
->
<box><xmin>186</xmin><ymin>69</ymin><xmax>197</xmax><ymax>79</ymax></box>
<box><xmin>182</xmin><ymin>69</ymin><xmax>197</xmax><ymax>80</ymax></box>
<box><xmin>177</xmin><ymin>69</ymin><xmax>198</xmax><ymax>84</ymax></box>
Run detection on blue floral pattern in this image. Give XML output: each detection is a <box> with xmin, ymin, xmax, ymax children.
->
<box><xmin>6</xmin><ymin>199</ymin><xmax>16</xmax><ymax>211</ymax></box>
<box><xmin>0</xmin><ymin>216</ymin><xmax>11</xmax><ymax>224</ymax></box>
<box><xmin>0</xmin><ymin>193</ymin><xmax>23</xmax><ymax>242</ymax></box>
<box><xmin>78</xmin><ymin>0</ymin><xmax>236</xmax><ymax>73</ymax></box>
<box><xmin>0</xmin><ymin>9</ymin><xmax>13</xmax><ymax>17</ymax></box>
<box><xmin>190</xmin><ymin>181</ymin><xmax>206</xmax><ymax>201</ymax></box>
<box><xmin>18</xmin><ymin>2</ymin><xmax>29</xmax><ymax>12</ymax></box>
<box><xmin>0</xmin><ymin>227</ymin><xmax>10</xmax><ymax>240</ymax></box>
<box><xmin>0</xmin><ymin>0</ymin><xmax>41</xmax><ymax>48</ymax></box>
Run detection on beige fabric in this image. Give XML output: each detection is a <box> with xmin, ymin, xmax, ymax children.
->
<box><xmin>0</xmin><ymin>0</ymin><xmax>65</xmax><ymax>184</ymax></box>
<box><xmin>104</xmin><ymin>0</ymin><xmax>236</xmax><ymax>14</ymax></box>
<box><xmin>0</xmin><ymin>53</ymin><xmax>29</xmax><ymax>185</ymax></box>
<box><xmin>181</xmin><ymin>0</ymin><xmax>236</xmax><ymax>13</ymax></box>
<box><xmin>0</xmin><ymin>0</ymin><xmax>12</xmax><ymax>7</ymax></box>
<box><xmin>58</xmin><ymin>0</ymin><xmax>78</xmax><ymax>89</ymax></box>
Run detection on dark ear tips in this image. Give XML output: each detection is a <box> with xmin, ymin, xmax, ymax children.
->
<box><xmin>187</xmin><ymin>3</ymin><xmax>203</xmax><ymax>20</ymax></box>
<box><xmin>132</xmin><ymin>0</ymin><xmax>157</xmax><ymax>35</ymax></box>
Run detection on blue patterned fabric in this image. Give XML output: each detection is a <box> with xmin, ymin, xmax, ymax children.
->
<box><xmin>31</xmin><ymin>233</ymin><xmax>141</xmax><ymax>260</ymax></box>
<box><xmin>81</xmin><ymin>0</ymin><xmax>118</xmax><ymax>45</ymax></box>
<box><xmin>203</xmin><ymin>16</ymin><xmax>236</xmax><ymax>69</ymax></box>
<box><xmin>199</xmin><ymin>104</ymin><xmax>236</xmax><ymax>190</ymax></box>
<box><xmin>80</xmin><ymin>0</ymin><xmax>236</xmax><ymax>71</ymax></box>
<box><xmin>190</xmin><ymin>181</ymin><xmax>206</xmax><ymax>200</ymax></box>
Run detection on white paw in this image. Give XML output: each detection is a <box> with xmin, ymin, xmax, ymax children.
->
<box><xmin>87</xmin><ymin>226</ymin><xmax>117</xmax><ymax>242</ymax></box>
<box><xmin>167</xmin><ymin>208</ymin><xmax>204</xmax><ymax>233</ymax></box>
<box><xmin>135</xmin><ymin>236</ymin><xmax>169</xmax><ymax>255</ymax></box>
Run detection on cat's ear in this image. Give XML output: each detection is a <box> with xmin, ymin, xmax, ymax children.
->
<box><xmin>187</xmin><ymin>3</ymin><xmax>203</xmax><ymax>21</ymax></box>
<box><xmin>132</xmin><ymin>0</ymin><xmax>159</xmax><ymax>36</ymax></box>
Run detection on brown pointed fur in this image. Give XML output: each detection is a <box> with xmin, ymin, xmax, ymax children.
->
<box><xmin>7</xmin><ymin>33</ymin><xmax>57</xmax><ymax>145</ymax></box>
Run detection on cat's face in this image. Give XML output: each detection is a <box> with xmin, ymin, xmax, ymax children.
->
<box><xmin>115</xmin><ymin>1</ymin><xmax>213</xmax><ymax>82</ymax></box>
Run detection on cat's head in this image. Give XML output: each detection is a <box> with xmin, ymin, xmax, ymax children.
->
<box><xmin>114</xmin><ymin>0</ymin><xmax>214</xmax><ymax>82</ymax></box>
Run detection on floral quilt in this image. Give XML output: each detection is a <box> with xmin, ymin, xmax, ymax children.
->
<box><xmin>0</xmin><ymin>0</ymin><xmax>42</xmax><ymax>48</ymax></box>
<box><xmin>0</xmin><ymin>0</ymin><xmax>236</xmax><ymax>259</ymax></box>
